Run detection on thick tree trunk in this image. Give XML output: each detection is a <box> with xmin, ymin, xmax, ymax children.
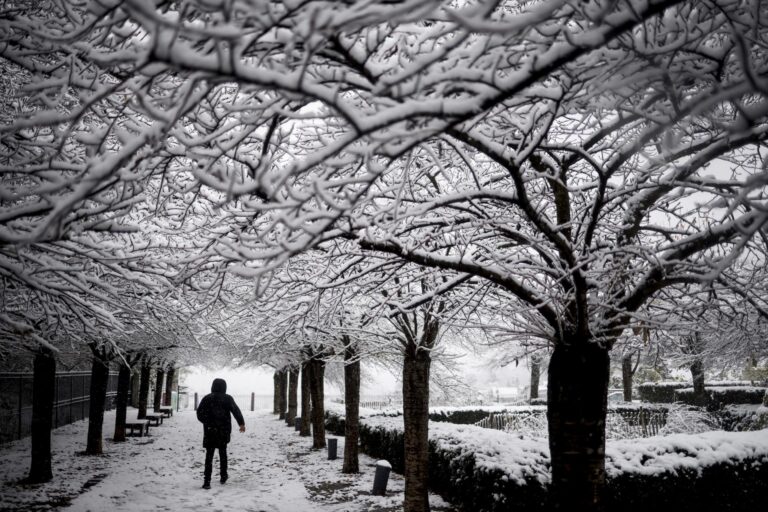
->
<box><xmin>402</xmin><ymin>345</ymin><xmax>431</xmax><ymax>512</ymax></box>
<box><xmin>278</xmin><ymin>369</ymin><xmax>288</xmax><ymax>420</ymax></box>
<box><xmin>113</xmin><ymin>363</ymin><xmax>131</xmax><ymax>442</ymax></box>
<box><xmin>343</xmin><ymin>343</ymin><xmax>360</xmax><ymax>473</ymax></box>
<box><xmin>622</xmin><ymin>355</ymin><xmax>634</xmax><ymax>402</ymax></box>
<box><xmin>286</xmin><ymin>369</ymin><xmax>299</xmax><ymax>425</ymax></box>
<box><xmin>530</xmin><ymin>354</ymin><xmax>542</xmax><ymax>400</ymax></box>
<box><xmin>690</xmin><ymin>359</ymin><xmax>707</xmax><ymax>406</ymax></box>
<box><xmin>308</xmin><ymin>358</ymin><xmax>326</xmax><ymax>449</ymax></box>
<box><xmin>86</xmin><ymin>355</ymin><xmax>110</xmax><ymax>455</ymax></box>
<box><xmin>153</xmin><ymin>369</ymin><xmax>164</xmax><ymax>412</ymax></box>
<box><xmin>273</xmin><ymin>371</ymin><xmax>280</xmax><ymax>414</ymax></box>
<box><xmin>138</xmin><ymin>363</ymin><xmax>151</xmax><ymax>419</ymax></box>
<box><xmin>300</xmin><ymin>362</ymin><xmax>311</xmax><ymax>437</ymax></box>
<box><xmin>547</xmin><ymin>341</ymin><xmax>610</xmax><ymax>512</ymax></box>
<box><xmin>26</xmin><ymin>347</ymin><xmax>56</xmax><ymax>483</ymax></box>
<box><xmin>164</xmin><ymin>367</ymin><xmax>175</xmax><ymax>407</ymax></box>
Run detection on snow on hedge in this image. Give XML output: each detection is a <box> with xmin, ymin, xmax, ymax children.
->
<box><xmin>334</xmin><ymin>409</ymin><xmax>768</xmax><ymax>484</ymax></box>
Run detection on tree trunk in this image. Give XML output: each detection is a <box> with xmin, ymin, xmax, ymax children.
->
<box><xmin>402</xmin><ymin>344</ymin><xmax>431</xmax><ymax>512</ymax></box>
<box><xmin>622</xmin><ymin>355</ymin><xmax>634</xmax><ymax>402</ymax></box>
<box><xmin>530</xmin><ymin>354</ymin><xmax>542</xmax><ymax>400</ymax></box>
<box><xmin>300</xmin><ymin>362</ymin><xmax>311</xmax><ymax>436</ymax></box>
<box><xmin>690</xmin><ymin>359</ymin><xmax>707</xmax><ymax>406</ymax></box>
<box><xmin>138</xmin><ymin>363</ymin><xmax>151</xmax><ymax>419</ymax></box>
<box><xmin>308</xmin><ymin>358</ymin><xmax>326</xmax><ymax>449</ymax></box>
<box><xmin>86</xmin><ymin>355</ymin><xmax>110</xmax><ymax>455</ymax></box>
<box><xmin>130</xmin><ymin>370</ymin><xmax>140</xmax><ymax>408</ymax></box>
<box><xmin>26</xmin><ymin>347</ymin><xmax>56</xmax><ymax>483</ymax></box>
<box><xmin>113</xmin><ymin>363</ymin><xmax>131</xmax><ymax>442</ymax></box>
<box><xmin>278</xmin><ymin>369</ymin><xmax>288</xmax><ymax>420</ymax></box>
<box><xmin>273</xmin><ymin>371</ymin><xmax>280</xmax><ymax>414</ymax></box>
<box><xmin>153</xmin><ymin>369</ymin><xmax>164</xmax><ymax>412</ymax></box>
<box><xmin>286</xmin><ymin>369</ymin><xmax>299</xmax><ymax>425</ymax></box>
<box><xmin>343</xmin><ymin>343</ymin><xmax>360</xmax><ymax>473</ymax></box>
<box><xmin>547</xmin><ymin>341</ymin><xmax>610</xmax><ymax>512</ymax></box>
<box><xmin>164</xmin><ymin>367</ymin><xmax>175</xmax><ymax>407</ymax></box>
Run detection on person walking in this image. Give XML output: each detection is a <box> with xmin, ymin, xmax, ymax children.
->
<box><xmin>196</xmin><ymin>378</ymin><xmax>246</xmax><ymax>489</ymax></box>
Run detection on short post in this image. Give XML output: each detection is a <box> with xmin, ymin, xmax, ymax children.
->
<box><xmin>194</xmin><ymin>392</ymin><xmax>198</xmax><ymax>410</ymax></box>
<box><xmin>327</xmin><ymin>438</ymin><xmax>338</xmax><ymax>460</ymax></box>
<box><xmin>251</xmin><ymin>392</ymin><xmax>255</xmax><ymax>412</ymax></box>
<box><xmin>372</xmin><ymin>460</ymin><xmax>391</xmax><ymax>496</ymax></box>
<box><xmin>294</xmin><ymin>417</ymin><xmax>301</xmax><ymax>431</ymax></box>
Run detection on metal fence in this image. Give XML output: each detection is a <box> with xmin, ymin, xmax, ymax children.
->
<box><xmin>474</xmin><ymin>407</ymin><xmax>668</xmax><ymax>439</ymax></box>
<box><xmin>0</xmin><ymin>371</ymin><xmax>119</xmax><ymax>444</ymax></box>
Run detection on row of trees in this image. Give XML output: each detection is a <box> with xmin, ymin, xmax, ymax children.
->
<box><xmin>26</xmin><ymin>352</ymin><xmax>180</xmax><ymax>483</ymax></box>
<box><xmin>3</xmin><ymin>1</ymin><xmax>768</xmax><ymax>511</ymax></box>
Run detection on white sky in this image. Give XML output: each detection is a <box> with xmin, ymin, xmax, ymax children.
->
<box><xmin>181</xmin><ymin>355</ymin><xmax>535</xmax><ymax>401</ymax></box>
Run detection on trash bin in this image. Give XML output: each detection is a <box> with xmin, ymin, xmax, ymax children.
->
<box><xmin>372</xmin><ymin>460</ymin><xmax>391</xmax><ymax>495</ymax></box>
<box><xmin>295</xmin><ymin>417</ymin><xmax>301</xmax><ymax>431</ymax></box>
<box><xmin>327</xmin><ymin>438</ymin><xmax>338</xmax><ymax>460</ymax></box>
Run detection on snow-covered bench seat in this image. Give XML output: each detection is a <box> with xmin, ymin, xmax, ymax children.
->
<box><xmin>125</xmin><ymin>420</ymin><xmax>150</xmax><ymax>437</ymax></box>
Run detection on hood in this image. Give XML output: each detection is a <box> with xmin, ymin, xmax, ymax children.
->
<box><xmin>211</xmin><ymin>378</ymin><xmax>227</xmax><ymax>393</ymax></box>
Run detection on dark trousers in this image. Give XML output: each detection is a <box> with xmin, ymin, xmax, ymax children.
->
<box><xmin>204</xmin><ymin>446</ymin><xmax>228</xmax><ymax>482</ymax></box>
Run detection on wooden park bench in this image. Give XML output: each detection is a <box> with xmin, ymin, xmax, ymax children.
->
<box><xmin>144</xmin><ymin>414</ymin><xmax>163</xmax><ymax>426</ymax></box>
<box><xmin>125</xmin><ymin>420</ymin><xmax>150</xmax><ymax>437</ymax></box>
<box><xmin>158</xmin><ymin>407</ymin><xmax>173</xmax><ymax>418</ymax></box>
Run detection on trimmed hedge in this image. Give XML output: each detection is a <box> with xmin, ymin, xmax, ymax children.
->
<box><xmin>326</xmin><ymin>411</ymin><xmax>768</xmax><ymax>512</ymax></box>
<box><xmin>639</xmin><ymin>381</ymin><xmax>759</xmax><ymax>404</ymax></box>
<box><xmin>638</xmin><ymin>382</ymin><xmax>688</xmax><ymax>403</ymax></box>
<box><xmin>674</xmin><ymin>386</ymin><xmax>767</xmax><ymax>409</ymax></box>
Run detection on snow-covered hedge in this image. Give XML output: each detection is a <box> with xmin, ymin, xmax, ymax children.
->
<box><xmin>718</xmin><ymin>405</ymin><xmax>768</xmax><ymax>432</ymax></box>
<box><xmin>674</xmin><ymin>386</ymin><xmax>767</xmax><ymax>409</ymax></box>
<box><xmin>326</xmin><ymin>411</ymin><xmax>768</xmax><ymax>511</ymax></box>
<box><xmin>638</xmin><ymin>380</ymin><xmax>758</xmax><ymax>403</ymax></box>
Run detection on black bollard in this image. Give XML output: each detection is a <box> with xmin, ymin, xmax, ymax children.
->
<box><xmin>327</xmin><ymin>438</ymin><xmax>338</xmax><ymax>460</ymax></box>
<box><xmin>295</xmin><ymin>417</ymin><xmax>301</xmax><ymax>431</ymax></box>
<box><xmin>372</xmin><ymin>460</ymin><xmax>391</xmax><ymax>495</ymax></box>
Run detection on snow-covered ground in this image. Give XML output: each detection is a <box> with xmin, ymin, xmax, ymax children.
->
<box><xmin>0</xmin><ymin>409</ymin><xmax>456</xmax><ymax>512</ymax></box>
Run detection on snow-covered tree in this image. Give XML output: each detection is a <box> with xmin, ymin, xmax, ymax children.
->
<box><xmin>5</xmin><ymin>1</ymin><xmax>768</xmax><ymax>510</ymax></box>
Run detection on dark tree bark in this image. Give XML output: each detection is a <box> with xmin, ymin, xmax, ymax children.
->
<box><xmin>402</xmin><ymin>342</ymin><xmax>431</xmax><ymax>512</ymax></box>
<box><xmin>690</xmin><ymin>359</ymin><xmax>707</xmax><ymax>405</ymax></box>
<box><xmin>130</xmin><ymin>370</ymin><xmax>140</xmax><ymax>408</ymax></box>
<box><xmin>286</xmin><ymin>369</ymin><xmax>299</xmax><ymax>425</ymax></box>
<box><xmin>300</xmin><ymin>362</ymin><xmax>311</xmax><ymax>437</ymax></box>
<box><xmin>273</xmin><ymin>371</ymin><xmax>280</xmax><ymax>414</ymax></box>
<box><xmin>547</xmin><ymin>341</ymin><xmax>610</xmax><ymax>512</ymax></box>
<box><xmin>164</xmin><ymin>367</ymin><xmax>175</xmax><ymax>407</ymax></box>
<box><xmin>86</xmin><ymin>352</ymin><xmax>110</xmax><ymax>455</ymax></box>
<box><xmin>686</xmin><ymin>332</ymin><xmax>708</xmax><ymax>406</ymax></box>
<box><xmin>342</xmin><ymin>341</ymin><xmax>360</xmax><ymax>474</ymax></box>
<box><xmin>25</xmin><ymin>347</ymin><xmax>56</xmax><ymax>483</ymax></box>
<box><xmin>530</xmin><ymin>354</ymin><xmax>542</xmax><ymax>400</ymax></box>
<box><xmin>308</xmin><ymin>358</ymin><xmax>326</xmax><ymax>449</ymax></box>
<box><xmin>153</xmin><ymin>369</ymin><xmax>164</xmax><ymax>412</ymax></box>
<box><xmin>278</xmin><ymin>369</ymin><xmax>288</xmax><ymax>420</ymax></box>
<box><xmin>113</xmin><ymin>363</ymin><xmax>131</xmax><ymax>442</ymax></box>
<box><xmin>137</xmin><ymin>362</ymin><xmax>151</xmax><ymax>419</ymax></box>
<box><xmin>621</xmin><ymin>352</ymin><xmax>639</xmax><ymax>402</ymax></box>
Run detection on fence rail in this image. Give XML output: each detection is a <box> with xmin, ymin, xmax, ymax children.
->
<box><xmin>474</xmin><ymin>407</ymin><xmax>668</xmax><ymax>439</ymax></box>
<box><xmin>0</xmin><ymin>371</ymin><xmax>119</xmax><ymax>444</ymax></box>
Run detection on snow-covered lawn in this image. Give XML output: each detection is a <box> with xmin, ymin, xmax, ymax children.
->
<box><xmin>0</xmin><ymin>409</ymin><xmax>456</xmax><ymax>511</ymax></box>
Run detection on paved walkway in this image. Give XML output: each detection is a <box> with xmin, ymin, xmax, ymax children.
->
<box><xmin>0</xmin><ymin>409</ymin><xmax>455</xmax><ymax>512</ymax></box>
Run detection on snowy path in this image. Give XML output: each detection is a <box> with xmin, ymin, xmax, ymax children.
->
<box><xmin>0</xmin><ymin>409</ymin><xmax>455</xmax><ymax>512</ymax></box>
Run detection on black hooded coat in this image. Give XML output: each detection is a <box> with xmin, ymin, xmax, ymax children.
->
<box><xmin>196</xmin><ymin>378</ymin><xmax>245</xmax><ymax>448</ymax></box>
